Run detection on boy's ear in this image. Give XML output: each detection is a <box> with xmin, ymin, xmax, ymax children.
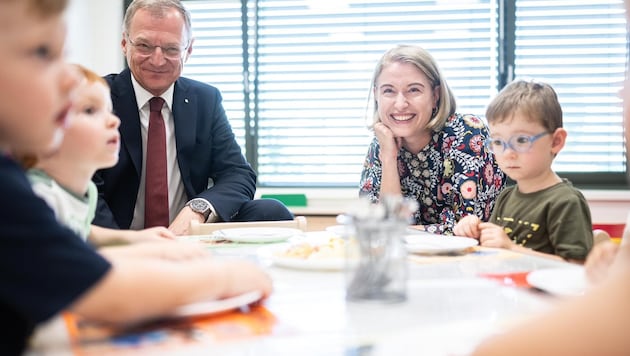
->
<box><xmin>551</xmin><ymin>128</ymin><xmax>567</xmax><ymax>155</ymax></box>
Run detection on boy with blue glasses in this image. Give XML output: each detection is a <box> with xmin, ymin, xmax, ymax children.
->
<box><xmin>454</xmin><ymin>79</ymin><xmax>592</xmax><ymax>262</ymax></box>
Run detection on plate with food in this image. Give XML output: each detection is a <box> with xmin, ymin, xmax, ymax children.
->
<box><xmin>212</xmin><ymin>227</ymin><xmax>302</xmax><ymax>243</ymax></box>
<box><xmin>526</xmin><ymin>267</ymin><xmax>588</xmax><ymax>297</ymax></box>
<box><xmin>260</xmin><ymin>236</ymin><xmax>356</xmax><ymax>271</ymax></box>
<box><xmin>171</xmin><ymin>290</ymin><xmax>263</xmax><ymax>318</ymax></box>
<box><xmin>404</xmin><ymin>233</ymin><xmax>478</xmax><ymax>255</ymax></box>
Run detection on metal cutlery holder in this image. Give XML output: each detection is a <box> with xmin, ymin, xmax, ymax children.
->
<box><xmin>342</xmin><ymin>196</ymin><xmax>417</xmax><ymax>303</ymax></box>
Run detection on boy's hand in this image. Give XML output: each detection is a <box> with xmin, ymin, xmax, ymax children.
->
<box><xmin>453</xmin><ymin>215</ymin><xmax>481</xmax><ymax>238</ymax></box>
<box><xmin>131</xmin><ymin>226</ymin><xmax>176</xmax><ymax>242</ymax></box>
<box><xmin>478</xmin><ymin>222</ymin><xmax>514</xmax><ymax>249</ymax></box>
<box><xmin>222</xmin><ymin>260</ymin><xmax>273</xmax><ymax>299</ymax></box>
<box><xmin>101</xmin><ymin>241</ymin><xmax>211</xmax><ymax>262</ymax></box>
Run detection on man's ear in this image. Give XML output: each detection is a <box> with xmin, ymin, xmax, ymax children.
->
<box><xmin>551</xmin><ymin>127</ymin><xmax>567</xmax><ymax>155</ymax></box>
<box><xmin>183</xmin><ymin>38</ymin><xmax>195</xmax><ymax>63</ymax></box>
<box><xmin>121</xmin><ymin>33</ymin><xmax>128</xmax><ymax>56</ymax></box>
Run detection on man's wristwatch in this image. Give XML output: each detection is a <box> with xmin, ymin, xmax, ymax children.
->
<box><xmin>186</xmin><ymin>198</ymin><xmax>212</xmax><ymax>221</ymax></box>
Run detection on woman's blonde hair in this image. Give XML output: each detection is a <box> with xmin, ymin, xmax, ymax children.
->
<box><xmin>367</xmin><ymin>44</ymin><xmax>456</xmax><ymax>131</ymax></box>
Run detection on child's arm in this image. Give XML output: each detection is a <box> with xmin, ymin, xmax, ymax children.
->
<box><xmin>453</xmin><ymin>215</ymin><xmax>481</xmax><ymax>238</ymax></box>
<box><xmin>99</xmin><ymin>241</ymin><xmax>210</xmax><ymax>262</ymax></box>
<box><xmin>472</xmin><ymin>243</ymin><xmax>630</xmax><ymax>356</ymax></box>
<box><xmin>89</xmin><ymin>225</ymin><xmax>175</xmax><ymax>246</ymax></box>
<box><xmin>67</xmin><ymin>257</ymin><xmax>272</xmax><ymax>325</ymax></box>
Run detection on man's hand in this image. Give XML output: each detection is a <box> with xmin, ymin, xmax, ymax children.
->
<box><xmin>169</xmin><ymin>206</ymin><xmax>206</xmax><ymax>236</ymax></box>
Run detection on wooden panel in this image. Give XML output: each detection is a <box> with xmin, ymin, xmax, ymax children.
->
<box><xmin>305</xmin><ymin>216</ymin><xmax>338</xmax><ymax>232</ymax></box>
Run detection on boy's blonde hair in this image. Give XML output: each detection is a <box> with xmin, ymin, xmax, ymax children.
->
<box><xmin>368</xmin><ymin>44</ymin><xmax>456</xmax><ymax>132</ymax></box>
<box><xmin>486</xmin><ymin>79</ymin><xmax>563</xmax><ymax>133</ymax></box>
<box><xmin>19</xmin><ymin>0</ymin><xmax>68</xmax><ymax>18</ymax></box>
<box><xmin>71</xmin><ymin>63</ymin><xmax>108</xmax><ymax>87</ymax></box>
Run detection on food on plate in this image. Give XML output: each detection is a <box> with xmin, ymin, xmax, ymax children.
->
<box><xmin>276</xmin><ymin>237</ymin><xmax>356</xmax><ymax>260</ymax></box>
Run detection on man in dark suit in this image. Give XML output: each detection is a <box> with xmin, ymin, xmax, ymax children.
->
<box><xmin>93</xmin><ymin>0</ymin><xmax>292</xmax><ymax>235</ymax></box>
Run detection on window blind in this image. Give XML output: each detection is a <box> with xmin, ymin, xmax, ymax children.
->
<box><xmin>184</xmin><ymin>0</ymin><xmax>498</xmax><ymax>186</ymax></box>
<box><xmin>183</xmin><ymin>1</ymin><xmax>248</xmax><ymax>151</ymax></box>
<box><xmin>513</xmin><ymin>0</ymin><xmax>627</xmax><ymax>174</ymax></box>
<box><xmin>182</xmin><ymin>0</ymin><xmax>627</xmax><ymax>187</ymax></box>
<box><xmin>255</xmin><ymin>0</ymin><xmax>498</xmax><ymax>186</ymax></box>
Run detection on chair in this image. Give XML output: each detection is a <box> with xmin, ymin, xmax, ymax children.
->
<box><xmin>189</xmin><ymin>216</ymin><xmax>308</xmax><ymax>235</ymax></box>
<box><xmin>592</xmin><ymin>229</ymin><xmax>611</xmax><ymax>245</ymax></box>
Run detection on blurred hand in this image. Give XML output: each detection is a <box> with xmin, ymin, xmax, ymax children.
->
<box><xmin>454</xmin><ymin>215</ymin><xmax>481</xmax><ymax>238</ymax></box>
<box><xmin>585</xmin><ymin>240</ymin><xmax>619</xmax><ymax>284</ymax></box>
<box><xmin>222</xmin><ymin>259</ymin><xmax>273</xmax><ymax>299</ymax></box>
<box><xmin>102</xmin><ymin>240</ymin><xmax>210</xmax><ymax>262</ymax></box>
<box><xmin>478</xmin><ymin>222</ymin><xmax>513</xmax><ymax>249</ymax></box>
<box><xmin>131</xmin><ymin>226</ymin><xmax>176</xmax><ymax>242</ymax></box>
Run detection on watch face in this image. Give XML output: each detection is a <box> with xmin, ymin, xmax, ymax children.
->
<box><xmin>190</xmin><ymin>199</ymin><xmax>209</xmax><ymax>212</ymax></box>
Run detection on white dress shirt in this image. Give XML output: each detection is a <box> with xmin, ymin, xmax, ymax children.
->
<box><xmin>129</xmin><ymin>75</ymin><xmax>187</xmax><ymax>229</ymax></box>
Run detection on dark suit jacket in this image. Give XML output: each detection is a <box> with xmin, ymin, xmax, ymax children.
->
<box><xmin>93</xmin><ymin>68</ymin><xmax>256</xmax><ymax>229</ymax></box>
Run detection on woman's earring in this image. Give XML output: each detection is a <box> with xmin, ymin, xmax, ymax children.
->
<box><xmin>431</xmin><ymin>107</ymin><xmax>437</xmax><ymax>118</ymax></box>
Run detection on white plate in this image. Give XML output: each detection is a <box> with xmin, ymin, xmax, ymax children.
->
<box><xmin>212</xmin><ymin>227</ymin><xmax>302</xmax><ymax>243</ymax></box>
<box><xmin>172</xmin><ymin>290</ymin><xmax>263</xmax><ymax>318</ymax></box>
<box><xmin>259</xmin><ymin>244</ymin><xmax>347</xmax><ymax>271</ymax></box>
<box><xmin>404</xmin><ymin>233</ymin><xmax>478</xmax><ymax>254</ymax></box>
<box><xmin>325</xmin><ymin>225</ymin><xmax>355</xmax><ymax>237</ymax></box>
<box><xmin>526</xmin><ymin>267</ymin><xmax>588</xmax><ymax>297</ymax></box>
<box><xmin>176</xmin><ymin>234</ymin><xmax>217</xmax><ymax>243</ymax></box>
<box><xmin>272</xmin><ymin>255</ymin><xmax>346</xmax><ymax>271</ymax></box>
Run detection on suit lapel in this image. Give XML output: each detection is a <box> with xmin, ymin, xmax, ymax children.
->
<box><xmin>172</xmin><ymin>79</ymin><xmax>197</xmax><ymax>194</ymax></box>
<box><xmin>111</xmin><ymin>70</ymin><xmax>143</xmax><ymax>177</ymax></box>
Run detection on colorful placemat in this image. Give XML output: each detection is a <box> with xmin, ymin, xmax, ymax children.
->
<box><xmin>63</xmin><ymin>305</ymin><xmax>283</xmax><ymax>354</ymax></box>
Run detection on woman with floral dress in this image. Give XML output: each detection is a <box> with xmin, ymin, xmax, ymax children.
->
<box><xmin>359</xmin><ymin>44</ymin><xmax>506</xmax><ymax>234</ymax></box>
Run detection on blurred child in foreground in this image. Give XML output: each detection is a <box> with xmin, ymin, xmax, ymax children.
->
<box><xmin>0</xmin><ymin>1</ymin><xmax>271</xmax><ymax>353</ymax></box>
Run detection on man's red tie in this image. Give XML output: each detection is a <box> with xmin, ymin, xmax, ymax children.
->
<box><xmin>144</xmin><ymin>97</ymin><xmax>169</xmax><ymax>228</ymax></box>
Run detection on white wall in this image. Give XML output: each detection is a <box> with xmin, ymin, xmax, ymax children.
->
<box><xmin>65</xmin><ymin>0</ymin><xmax>124</xmax><ymax>76</ymax></box>
<box><xmin>257</xmin><ymin>187</ymin><xmax>630</xmax><ymax>224</ymax></box>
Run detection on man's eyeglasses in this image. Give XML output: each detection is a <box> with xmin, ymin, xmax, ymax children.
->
<box><xmin>485</xmin><ymin>131</ymin><xmax>550</xmax><ymax>153</ymax></box>
<box><xmin>126</xmin><ymin>36</ymin><xmax>187</xmax><ymax>60</ymax></box>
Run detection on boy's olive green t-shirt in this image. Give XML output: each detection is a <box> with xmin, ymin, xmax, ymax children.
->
<box><xmin>489</xmin><ymin>179</ymin><xmax>593</xmax><ymax>260</ymax></box>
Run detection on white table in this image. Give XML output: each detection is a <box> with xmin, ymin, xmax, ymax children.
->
<box><xmin>31</xmin><ymin>231</ymin><xmax>574</xmax><ymax>355</ymax></box>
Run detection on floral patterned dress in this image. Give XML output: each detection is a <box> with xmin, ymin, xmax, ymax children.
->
<box><xmin>359</xmin><ymin>113</ymin><xmax>506</xmax><ymax>234</ymax></box>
